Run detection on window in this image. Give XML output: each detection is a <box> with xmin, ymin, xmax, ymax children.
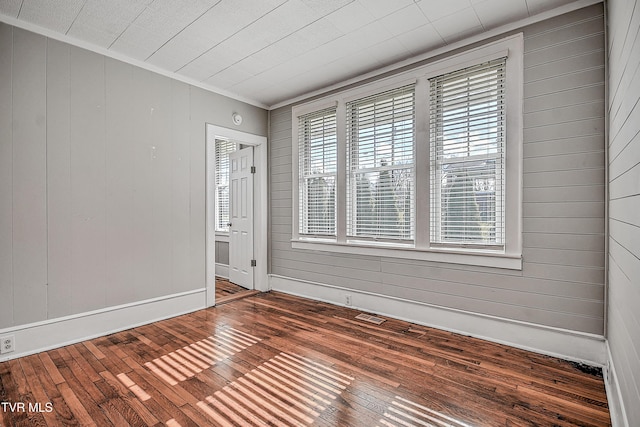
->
<box><xmin>298</xmin><ymin>107</ymin><xmax>337</xmax><ymax>236</ymax></box>
<box><xmin>215</xmin><ymin>138</ymin><xmax>237</xmax><ymax>233</ymax></box>
<box><xmin>429</xmin><ymin>58</ymin><xmax>506</xmax><ymax>249</ymax></box>
<box><xmin>291</xmin><ymin>35</ymin><xmax>523</xmax><ymax>269</ymax></box>
<box><xmin>347</xmin><ymin>85</ymin><xmax>415</xmax><ymax>241</ymax></box>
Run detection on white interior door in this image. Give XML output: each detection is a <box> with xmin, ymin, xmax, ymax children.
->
<box><xmin>228</xmin><ymin>147</ymin><xmax>254</xmax><ymax>289</ymax></box>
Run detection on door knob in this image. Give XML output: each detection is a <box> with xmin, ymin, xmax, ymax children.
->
<box><xmin>227</xmin><ymin>222</ymin><xmax>233</xmax><ymax>227</ymax></box>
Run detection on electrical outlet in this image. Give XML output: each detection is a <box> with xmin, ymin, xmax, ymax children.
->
<box><xmin>345</xmin><ymin>295</ymin><xmax>352</xmax><ymax>306</ymax></box>
<box><xmin>0</xmin><ymin>335</ymin><xmax>15</xmax><ymax>354</ymax></box>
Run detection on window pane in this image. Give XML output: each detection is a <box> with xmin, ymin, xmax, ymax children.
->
<box><xmin>298</xmin><ymin>108</ymin><xmax>337</xmax><ymax>236</ymax></box>
<box><xmin>304</xmin><ymin>176</ymin><xmax>336</xmax><ymax>235</ymax></box>
<box><xmin>430</xmin><ymin>58</ymin><xmax>506</xmax><ymax>248</ymax></box>
<box><xmin>352</xmin><ymin>168</ymin><xmax>413</xmax><ymax>239</ymax></box>
<box><xmin>347</xmin><ymin>85</ymin><xmax>415</xmax><ymax>241</ymax></box>
<box><xmin>215</xmin><ymin>138</ymin><xmax>237</xmax><ymax>232</ymax></box>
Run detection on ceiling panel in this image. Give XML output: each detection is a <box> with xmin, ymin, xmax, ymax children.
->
<box><xmin>418</xmin><ymin>0</ymin><xmax>472</xmax><ymax>22</ymax></box>
<box><xmin>225</xmin><ymin>71</ymin><xmax>273</xmax><ymax>95</ymax></box>
<box><xmin>147</xmin><ymin>0</ymin><xmax>286</xmax><ymax>71</ymax></box>
<box><xmin>67</xmin><ymin>0</ymin><xmax>153</xmax><ymax>48</ymax></box>
<box><xmin>0</xmin><ymin>0</ymin><xmax>587</xmax><ymax>107</ymax></box>
<box><xmin>18</xmin><ymin>0</ymin><xmax>84</xmax><ymax>33</ymax></box>
<box><xmin>361</xmin><ymin>38</ymin><xmax>413</xmax><ymax>70</ymax></box>
<box><xmin>325</xmin><ymin>1</ymin><xmax>376</xmax><ymax>33</ymax></box>
<box><xmin>473</xmin><ymin>0</ymin><xmax>529</xmax><ymax>29</ymax></box>
<box><xmin>344</xmin><ymin>19</ymin><xmax>398</xmax><ymax>50</ymax></box>
<box><xmin>109</xmin><ymin>0</ymin><xmax>218</xmax><ymax>60</ymax></box>
<box><xmin>242</xmin><ymin>18</ymin><xmax>344</xmax><ymax>74</ymax></box>
<box><xmin>378</xmin><ymin>3</ymin><xmax>429</xmax><ymax>37</ymax></box>
<box><xmin>254</xmin><ymin>21</ymin><xmax>396</xmax><ymax>88</ymax></box>
<box><xmin>220</xmin><ymin>0</ymin><xmax>318</xmax><ymax>49</ymax></box>
<box><xmin>299</xmin><ymin>0</ymin><xmax>356</xmax><ymax>16</ymax></box>
<box><xmin>241</xmin><ymin>41</ymin><xmax>296</xmax><ymax>72</ymax></box>
<box><xmin>205</xmin><ymin>63</ymin><xmax>254</xmax><ymax>89</ymax></box>
<box><xmin>431</xmin><ymin>7</ymin><xmax>484</xmax><ymax>43</ymax></box>
<box><xmin>358</xmin><ymin>0</ymin><xmax>417</xmax><ymax>20</ymax></box>
<box><xmin>178</xmin><ymin>45</ymin><xmax>242</xmax><ymax>81</ymax></box>
<box><xmin>280</xmin><ymin>45</ymin><xmax>384</xmax><ymax>92</ymax></box>
<box><xmin>526</xmin><ymin>0</ymin><xmax>576</xmax><ymax>15</ymax></box>
<box><xmin>179</xmin><ymin>0</ymin><xmax>345</xmax><ymax>81</ymax></box>
<box><xmin>394</xmin><ymin>23</ymin><xmax>444</xmax><ymax>55</ymax></box>
<box><xmin>0</xmin><ymin>0</ymin><xmax>21</xmax><ymax>17</ymax></box>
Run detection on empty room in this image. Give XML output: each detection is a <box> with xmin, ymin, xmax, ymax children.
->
<box><xmin>0</xmin><ymin>0</ymin><xmax>638</xmax><ymax>425</ymax></box>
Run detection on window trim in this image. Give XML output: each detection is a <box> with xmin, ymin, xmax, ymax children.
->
<box><xmin>290</xmin><ymin>34</ymin><xmax>523</xmax><ymax>270</ymax></box>
<box><xmin>428</xmin><ymin>57</ymin><xmax>507</xmax><ymax>249</ymax></box>
<box><xmin>292</xmin><ymin>100</ymin><xmax>338</xmax><ymax>242</ymax></box>
<box><xmin>297</xmin><ymin>106</ymin><xmax>338</xmax><ymax>237</ymax></box>
<box><xmin>346</xmin><ymin>83</ymin><xmax>416</xmax><ymax>242</ymax></box>
<box><xmin>213</xmin><ymin>138</ymin><xmax>238</xmax><ymax>235</ymax></box>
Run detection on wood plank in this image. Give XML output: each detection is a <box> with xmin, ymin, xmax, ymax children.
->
<box><xmin>37</xmin><ymin>352</ymin><xmax>66</xmax><ymax>386</ymax></box>
<box><xmin>9</xmin><ymin>360</ymin><xmax>47</xmax><ymax>426</ymax></box>
<box><xmin>18</xmin><ymin>356</ymin><xmax>62</xmax><ymax>427</ymax></box>
<box><xmin>92</xmin><ymin>375</ymin><xmax>148</xmax><ymax>427</ymax></box>
<box><xmin>48</xmin><ymin>350</ymin><xmax>113</xmax><ymax>426</ymax></box>
<box><xmin>57</xmin><ymin>382</ymin><xmax>99</xmax><ymax>427</ymax></box>
<box><xmin>100</xmin><ymin>370</ymin><xmax>161</xmax><ymax>426</ymax></box>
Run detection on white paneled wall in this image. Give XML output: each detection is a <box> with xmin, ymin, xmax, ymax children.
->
<box><xmin>607</xmin><ymin>0</ymin><xmax>640</xmax><ymax>424</ymax></box>
<box><xmin>0</xmin><ymin>23</ymin><xmax>267</xmax><ymax>330</ymax></box>
<box><xmin>10</xmin><ymin>28</ymin><xmax>48</xmax><ymax>325</ymax></box>
<box><xmin>46</xmin><ymin>39</ymin><xmax>72</xmax><ymax>319</ymax></box>
<box><xmin>0</xmin><ymin>23</ymin><xmax>13</xmax><ymax>327</ymax></box>
<box><xmin>269</xmin><ymin>4</ymin><xmax>606</xmax><ymax>335</ymax></box>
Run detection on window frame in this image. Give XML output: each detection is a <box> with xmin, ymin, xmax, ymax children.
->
<box><xmin>214</xmin><ymin>137</ymin><xmax>238</xmax><ymax>237</ymax></box>
<box><xmin>429</xmin><ymin>57</ymin><xmax>507</xmax><ymax>250</ymax></box>
<box><xmin>297</xmin><ymin>106</ymin><xmax>338</xmax><ymax>237</ymax></box>
<box><xmin>346</xmin><ymin>84</ymin><xmax>417</xmax><ymax>243</ymax></box>
<box><xmin>290</xmin><ymin>34</ymin><xmax>523</xmax><ymax>270</ymax></box>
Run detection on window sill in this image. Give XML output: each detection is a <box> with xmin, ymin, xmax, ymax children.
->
<box><xmin>215</xmin><ymin>233</ymin><xmax>230</xmax><ymax>242</ymax></box>
<box><xmin>291</xmin><ymin>239</ymin><xmax>522</xmax><ymax>270</ymax></box>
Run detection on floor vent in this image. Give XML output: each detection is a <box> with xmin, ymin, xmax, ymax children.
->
<box><xmin>355</xmin><ymin>313</ymin><xmax>386</xmax><ymax>325</ymax></box>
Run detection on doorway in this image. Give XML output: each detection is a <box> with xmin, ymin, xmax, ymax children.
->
<box><xmin>205</xmin><ymin>125</ymin><xmax>267</xmax><ymax>307</ymax></box>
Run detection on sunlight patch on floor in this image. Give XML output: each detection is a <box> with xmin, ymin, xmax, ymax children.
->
<box><xmin>196</xmin><ymin>352</ymin><xmax>354</xmax><ymax>426</ymax></box>
<box><xmin>144</xmin><ymin>328</ymin><xmax>261</xmax><ymax>385</ymax></box>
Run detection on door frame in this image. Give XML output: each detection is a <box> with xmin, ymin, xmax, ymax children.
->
<box><xmin>205</xmin><ymin>124</ymin><xmax>268</xmax><ymax>307</ymax></box>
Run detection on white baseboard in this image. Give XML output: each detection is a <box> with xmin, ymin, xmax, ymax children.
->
<box><xmin>269</xmin><ymin>274</ymin><xmax>607</xmax><ymax>366</ymax></box>
<box><xmin>0</xmin><ymin>289</ymin><xmax>206</xmax><ymax>362</ymax></box>
<box><xmin>604</xmin><ymin>343</ymin><xmax>630</xmax><ymax>427</ymax></box>
<box><xmin>215</xmin><ymin>263</ymin><xmax>229</xmax><ymax>279</ymax></box>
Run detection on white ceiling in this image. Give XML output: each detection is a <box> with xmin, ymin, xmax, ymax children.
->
<box><xmin>0</xmin><ymin>0</ymin><xmax>580</xmax><ymax>107</ymax></box>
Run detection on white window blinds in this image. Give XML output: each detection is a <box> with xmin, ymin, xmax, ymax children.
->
<box><xmin>215</xmin><ymin>138</ymin><xmax>237</xmax><ymax>232</ymax></box>
<box><xmin>347</xmin><ymin>85</ymin><xmax>415</xmax><ymax>241</ymax></box>
<box><xmin>298</xmin><ymin>107</ymin><xmax>337</xmax><ymax>236</ymax></box>
<box><xmin>429</xmin><ymin>58</ymin><xmax>506</xmax><ymax>248</ymax></box>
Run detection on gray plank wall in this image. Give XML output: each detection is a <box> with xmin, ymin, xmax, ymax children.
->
<box><xmin>0</xmin><ymin>24</ymin><xmax>267</xmax><ymax>329</ymax></box>
<box><xmin>216</xmin><ymin>241</ymin><xmax>230</xmax><ymax>265</ymax></box>
<box><xmin>269</xmin><ymin>4</ymin><xmax>606</xmax><ymax>335</ymax></box>
<box><xmin>607</xmin><ymin>0</ymin><xmax>640</xmax><ymax>424</ymax></box>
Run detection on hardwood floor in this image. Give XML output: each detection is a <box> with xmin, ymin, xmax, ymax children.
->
<box><xmin>0</xmin><ymin>292</ymin><xmax>610</xmax><ymax>426</ymax></box>
<box><xmin>215</xmin><ymin>277</ymin><xmax>258</xmax><ymax>305</ymax></box>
